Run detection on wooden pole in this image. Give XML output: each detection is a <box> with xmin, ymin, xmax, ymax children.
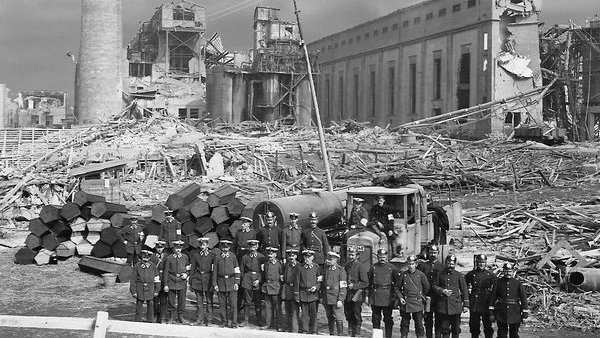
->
<box><xmin>292</xmin><ymin>0</ymin><xmax>334</xmax><ymax>192</ymax></box>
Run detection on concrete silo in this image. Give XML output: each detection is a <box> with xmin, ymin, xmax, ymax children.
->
<box><xmin>75</xmin><ymin>0</ymin><xmax>123</xmax><ymax>124</ymax></box>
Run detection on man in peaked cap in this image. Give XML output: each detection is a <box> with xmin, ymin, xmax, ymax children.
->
<box><xmin>281</xmin><ymin>212</ymin><xmax>302</xmax><ymax>263</ymax></box>
<box><xmin>297</xmin><ymin>249</ymin><xmax>322</xmax><ymax>334</ymax></box>
<box><xmin>258</xmin><ymin>211</ymin><xmax>281</xmax><ymax>257</ymax></box>
<box><xmin>130</xmin><ymin>246</ymin><xmax>161</xmax><ymax>322</ymax></box>
<box><xmin>239</xmin><ymin>238</ymin><xmax>265</xmax><ymax>327</ymax></box>
<box><xmin>417</xmin><ymin>244</ymin><xmax>446</xmax><ymax>338</ymax></box>
<box><xmin>349</xmin><ymin>197</ymin><xmax>369</xmax><ymax>231</ymax></box>
<box><xmin>489</xmin><ymin>262</ymin><xmax>528</xmax><ymax>338</ymax></box>
<box><xmin>123</xmin><ymin>216</ymin><xmax>145</xmax><ymax>267</ymax></box>
<box><xmin>162</xmin><ymin>239</ymin><xmax>190</xmax><ymax>324</ymax></box>
<box><xmin>465</xmin><ymin>254</ymin><xmax>496</xmax><ymax>338</ymax></box>
<box><xmin>433</xmin><ymin>254</ymin><xmax>469</xmax><ymax>338</ymax></box>
<box><xmin>301</xmin><ymin>211</ymin><xmax>330</xmax><ymax>270</ymax></box>
<box><xmin>345</xmin><ymin>245</ymin><xmax>369</xmax><ymax>337</ymax></box>
<box><xmin>261</xmin><ymin>246</ymin><xmax>284</xmax><ymax>331</ymax></box>
<box><xmin>150</xmin><ymin>240</ymin><xmax>168</xmax><ymax>323</ymax></box>
<box><xmin>213</xmin><ymin>239</ymin><xmax>241</xmax><ymax>328</ymax></box>
<box><xmin>397</xmin><ymin>255</ymin><xmax>430</xmax><ymax>338</ymax></box>
<box><xmin>161</xmin><ymin>210</ymin><xmax>181</xmax><ymax>251</ymax></box>
<box><xmin>234</xmin><ymin>216</ymin><xmax>257</xmax><ymax>262</ymax></box>
<box><xmin>189</xmin><ymin>237</ymin><xmax>215</xmax><ymax>326</ymax></box>
<box><xmin>368</xmin><ymin>247</ymin><xmax>400</xmax><ymax>338</ymax></box>
<box><xmin>282</xmin><ymin>248</ymin><xmax>301</xmax><ymax>333</ymax></box>
<box><xmin>322</xmin><ymin>251</ymin><xmax>347</xmax><ymax>336</ymax></box>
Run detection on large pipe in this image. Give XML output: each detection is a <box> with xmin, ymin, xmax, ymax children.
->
<box><xmin>566</xmin><ymin>268</ymin><xmax>600</xmax><ymax>292</ymax></box>
<box><xmin>252</xmin><ymin>191</ymin><xmax>345</xmax><ymax>229</ymax></box>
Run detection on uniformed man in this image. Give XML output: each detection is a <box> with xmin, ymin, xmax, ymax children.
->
<box><xmin>344</xmin><ymin>246</ymin><xmax>369</xmax><ymax>337</ymax></box>
<box><xmin>397</xmin><ymin>255</ymin><xmax>430</xmax><ymax>338</ymax></box>
<box><xmin>239</xmin><ymin>239</ymin><xmax>264</xmax><ymax>327</ymax></box>
<box><xmin>281</xmin><ymin>212</ymin><xmax>302</xmax><ymax>263</ymax></box>
<box><xmin>161</xmin><ymin>210</ymin><xmax>181</xmax><ymax>252</ymax></box>
<box><xmin>465</xmin><ymin>254</ymin><xmax>496</xmax><ymax>338</ymax></box>
<box><xmin>261</xmin><ymin>246</ymin><xmax>284</xmax><ymax>331</ymax></box>
<box><xmin>189</xmin><ymin>237</ymin><xmax>215</xmax><ymax>326</ymax></box>
<box><xmin>322</xmin><ymin>251</ymin><xmax>347</xmax><ymax>336</ymax></box>
<box><xmin>296</xmin><ymin>249</ymin><xmax>322</xmax><ymax>335</ymax></box>
<box><xmin>150</xmin><ymin>240</ymin><xmax>168</xmax><ymax>323</ymax></box>
<box><xmin>489</xmin><ymin>262</ymin><xmax>529</xmax><ymax>338</ymax></box>
<box><xmin>258</xmin><ymin>211</ymin><xmax>281</xmax><ymax>257</ymax></box>
<box><xmin>368</xmin><ymin>247</ymin><xmax>400</xmax><ymax>338</ymax></box>
<box><xmin>432</xmin><ymin>255</ymin><xmax>469</xmax><ymax>338</ymax></box>
<box><xmin>417</xmin><ymin>244</ymin><xmax>446</xmax><ymax>338</ymax></box>
<box><xmin>370</xmin><ymin>195</ymin><xmax>395</xmax><ymax>243</ymax></box>
<box><xmin>349</xmin><ymin>197</ymin><xmax>369</xmax><ymax>230</ymax></box>
<box><xmin>282</xmin><ymin>248</ymin><xmax>301</xmax><ymax>333</ymax></box>
<box><xmin>234</xmin><ymin>216</ymin><xmax>257</xmax><ymax>262</ymax></box>
<box><xmin>301</xmin><ymin>212</ymin><xmax>331</xmax><ymax>269</ymax></box>
<box><xmin>162</xmin><ymin>239</ymin><xmax>191</xmax><ymax>324</ymax></box>
<box><xmin>212</xmin><ymin>239</ymin><xmax>241</xmax><ymax>328</ymax></box>
<box><xmin>130</xmin><ymin>247</ymin><xmax>161</xmax><ymax>322</ymax></box>
<box><xmin>123</xmin><ymin>216</ymin><xmax>145</xmax><ymax>266</ymax></box>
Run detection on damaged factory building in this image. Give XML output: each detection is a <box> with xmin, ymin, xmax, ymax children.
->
<box><xmin>125</xmin><ymin>2</ymin><xmax>207</xmax><ymax>120</ymax></box>
<box><xmin>308</xmin><ymin>0</ymin><xmax>544</xmax><ymax>138</ymax></box>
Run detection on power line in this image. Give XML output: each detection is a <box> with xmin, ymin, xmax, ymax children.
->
<box><xmin>207</xmin><ymin>0</ymin><xmax>262</xmax><ymax>22</ymax></box>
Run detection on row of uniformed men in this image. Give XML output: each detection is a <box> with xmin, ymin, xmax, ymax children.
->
<box><xmin>404</xmin><ymin>245</ymin><xmax>530</xmax><ymax>338</ymax></box>
<box><xmin>130</xmin><ymin>235</ymin><xmax>364</xmax><ymax>336</ymax></box>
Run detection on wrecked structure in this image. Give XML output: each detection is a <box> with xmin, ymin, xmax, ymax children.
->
<box><xmin>125</xmin><ymin>1</ymin><xmax>207</xmax><ymax>120</ymax></box>
<box><xmin>207</xmin><ymin>7</ymin><xmax>317</xmax><ymax>125</ymax></box>
<box><xmin>12</xmin><ymin>91</ymin><xmax>69</xmax><ymax>128</ymax></box>
<box><xmin>307</xmin><ymin>0</ymin><xmax>544</xmax><ymax>138</ymax></box>
<box><xmin>0</xmin><ymin>83</ymin><xmax>18</xmax><ymax>128</ymax></box>
<box><xmin>541</xmin><ymin>19</ymin><xmax>600</xmax><ymax>141</ymax></box>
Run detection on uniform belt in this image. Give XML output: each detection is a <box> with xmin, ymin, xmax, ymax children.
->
<box><xmin>374</xmin><ymin>285</ymin><xmax>390</xmax><ymax>289</ymax></box>
<box><xmin>287</xmin><ymin>282</ymin><xmax>295</xmax><ymax>286</ymax></box>
<box><xmin>498</xmin><ymin>299</ymin><xmax>519</xmax><ymax>305</ymax></box>
<box><xmin>220</xmin><ymin>274</ymin><xmax>234</xmax><ymax>278</ymax></box>
<box><xmin>200</xmin><ymin>271</ymin><xmax>209</xmax><ymax>274</ymax></box>
<box><xmin>250</xmin><ymin>272</ymin><xmax>258</xmax><ymax>274</ymax></box>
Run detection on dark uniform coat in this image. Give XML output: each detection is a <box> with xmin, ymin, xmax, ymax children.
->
<box><xmin>150</xmin><ymin>252</ymin><xmax>167</xmax><ymax>281</ymax></box>
<box><xmin>212</xmin><ymin>252</ymin><xmax>241</xmax><ymax>292</ymax></box>
<box><xmin>282</xmin><ymin>261</ymin><xmax>301</xmax><ymax>300</ymax></box>
<box><xmin>417</xmin><ymin>260</ymin><xmax>445</xmax><ymax>297</ymax></box>
<box><xmin>350</xmin><ymin>206</ymin><xmax>369</xmax><ymax>229</ymax></box>
<box><xmin>281</xmin><ymin>224</ymin><xmax>302</xmax><ymax>258</ymax></box>
<box><xmin>262</xmin><ymin>259</ymin><xmax>283</xmax><ymax>295</ymax></box>
<box><xmin>163</xmin><ymin>253</ymin><xmax>190</xmax><ymax>290</ymax></box>
<box><xmin>123</xmin><ymin>224</ymin><xmax>144</xmax><ymax>254</ymax></box>
<box><xmin>234</xmin><ymin>228</ymin><xmax>257</xmax><ymax>258</ymax></box>
<box><xmin>296</xmin><ymin>262</ymin><xmax>322</xmax><ymax>302</ymax></box>
<box><xmin>368</xmin><ymin>262</ymin><xmax>399</xmax><ymax>307</ymax></box>
<box><xmin>433</xmin><ymin>268</ymin><xmax>470</xmax><ymax>315</ymax></box>
<box><xmin>345</xmin><ymin>260</ymin><xmax>369</xmax><ymax>302</ymax></box>
<box><xmin>240</xmin><ymin>252</ymin><xmax>265</xmax><ymax>290</ymax></box>
<box><xmin>322</xmin><ymin>264</ymin><xmax>347</xmax><ymax>305</ymax></box>
<box><xmin>397</xmin><ymin>269</ymin><xmax>430</xmax><ymax>313</ymax></box>
<box><xmin>258</xmin><ymin>226</ymin><xmax>281</xmax><ymax>253</ymax></box>
<box><xmin>465</xmin><ymin>269</ymin><xmax>496</xmax><ymax>313</ymax></box>
<box><xmin>490</xmin><ymin>276</ymin><xmax>528</xmax><ymax>324</ymax></box>
<box><xmin>161</xmin><ymin>219</ymin><xmax>181</xmax><ymax>249</ymax></box>
<box><xmin>130</xmin><ymin>261</ymin><xmax>161</xmax><ymax>300</ymax></box>
<box><xmin>189</xmin><ymin>249</ymin><xmax>215</xmax><ymax>291</ymax></box>
<box><xmin>370</xmin><ymin>204</ymin><xmax>394</xmax><ymax>234</ymax></box>
<box><xmin>301</xmin><ymin>227</ymin><xmax>330</xmax><ymax>265</ymax></box>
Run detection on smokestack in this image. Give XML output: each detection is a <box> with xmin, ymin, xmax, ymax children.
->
<box><xmin>75</xmin><ymin>0</ymin><xmax>123</xmax><ymax>124</ymax></box>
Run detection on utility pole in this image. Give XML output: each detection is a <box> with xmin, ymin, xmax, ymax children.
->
<box><xmin>292</xmin><ymin>0</ymin><xmax>333</xmax><ymax>192</ymax></box>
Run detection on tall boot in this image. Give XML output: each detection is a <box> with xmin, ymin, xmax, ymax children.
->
<box><xmin>192</xmin><ymin>309</ymin><xmax>202</xmax><ymax>325</ymax></box>
<box><xmin>349</xmin><ymin>323</ymin><xmax>355</xmax><ymax>337</ymax></box>
<box><xmin>329</xmin><ymin>320</ymin><xmax>335</xmax><ymax>335</ymax></box>
<box><xmin>256</xmin><ymin>308</ymin><xmax>263</xmax><ymax>326</ymax></box>
<box><xmin>355</xmin><ymin>323</ymin><xmax>362</xmax><ymax>337</ymax></box>
<box><xmin>336</xmin><ymin>320</ymin><xmax>344</xmax><ymax>336</ymax></box>
<box><xmin>384</xmin><ymin>325</ymin><xmax>393</xmax><ymax>338</ymax></box>
<box><xmin>240</xmin><ymin>310</ymin><xmax>248</xmax><ymax>327</ymax></box>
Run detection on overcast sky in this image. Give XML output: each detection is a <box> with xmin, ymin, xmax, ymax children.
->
<box><xmin>0</xmin><ymin>0</ymin><xmax>597</xmax><ymax>104</ymax></box>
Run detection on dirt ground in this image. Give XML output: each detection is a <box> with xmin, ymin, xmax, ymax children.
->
<box><xmin>1</xmin><ymin>183</ymin><xmax>599</xmax><ymax>337</ymax></box>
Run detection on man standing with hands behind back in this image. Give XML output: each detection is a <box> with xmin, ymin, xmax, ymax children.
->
<box><xmin>433</xmin><ymin>255</ymin><xmax>469</xmax><ymax>338</ymax></box>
